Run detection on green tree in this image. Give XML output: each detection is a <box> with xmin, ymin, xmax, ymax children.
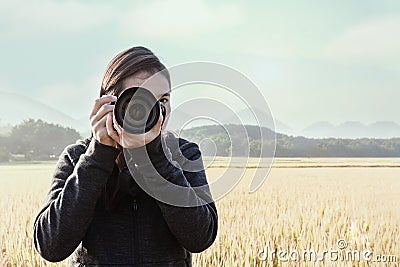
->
<box><xmin>7</xmin><ymin>119</ymin><xmax>81</xmax><ymax>160</ymax></box>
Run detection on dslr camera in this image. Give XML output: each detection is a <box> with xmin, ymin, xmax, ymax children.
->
<box><xmin>112</xmin><ymin>87</ymin><xmax>166</xmax><ymax>134</ymax></box>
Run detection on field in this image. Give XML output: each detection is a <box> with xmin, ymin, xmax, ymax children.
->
<box><xmin>0</xmin><ymin>158</ymin><xmax>399</xmax><ymax>266</ymax></box>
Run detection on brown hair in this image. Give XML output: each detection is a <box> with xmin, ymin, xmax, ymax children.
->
<box><xmin>98</xmin><ymin>46</ymin><xmax>171</xmax><ymax>210</ymax></box>
<box><xmin>100</xmin><ymin>46</ymin><xmax>170</xmax><ymax>97</ymax></box>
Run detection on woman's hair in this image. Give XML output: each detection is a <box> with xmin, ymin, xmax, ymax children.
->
<box><xmin>97</xmin><ymin>46</ymin><xmax>171</xmax><ymax>210</ymax></box>
<box><xmin>100</xmin><ymin>46</ymin><xmax>170</xmax><ymax>97</ymax></box>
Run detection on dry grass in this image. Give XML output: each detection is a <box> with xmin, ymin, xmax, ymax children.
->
<box><xmin>0</xmin><ymin>159</ymin><xmax>399</xmax><ymax>266</ymax></box>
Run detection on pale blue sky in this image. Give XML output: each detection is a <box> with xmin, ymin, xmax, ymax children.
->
<box><xmin>1</xmin><ymin>0</ymin><xmax>399</xmax><ymax>129</ymax></box>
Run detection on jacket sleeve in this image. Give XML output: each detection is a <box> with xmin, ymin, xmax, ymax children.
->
<box><xmin>33</xmin><ymin>138</ymin><xmax>120</xmax><ymax>262</ymax></box>
<box><xmin>128</xmin><ymin>134</ymin><xmax>218</xmax><ymax>253</ymax></box>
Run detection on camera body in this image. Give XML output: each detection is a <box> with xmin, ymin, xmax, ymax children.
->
<box><xmin>112</xmin><ymin>87</ymin><xmax>166</xmax><ymax>134</ymax></box>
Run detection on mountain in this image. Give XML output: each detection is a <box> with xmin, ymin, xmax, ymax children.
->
<box><xmin>301</xmin><ymin>121</ymin><xmax>400</xmax><ymax>138</ymax></box>
<box><xmin>4</xmin><ymin>91</ymin><xmax>399</xmax><ymax>139</ymax></box>
<box><xmin>302</xmin><ymin>121</ymin><xmax>335</xmax><ymax>137</ymax></box>
<box><xmin>221</xmin><ymin>107</ymin><xmax>294</xmax><ymax>135</ymax></box>
<box><xmin>166</xmin><ymin>104</ymin><xmax>294</xmax><ymax>135</ymax></box>
<box><xmin>335</xmin><ymin>121</ymin><xmax>368</xmax><ymax>138</ymax></box>
<box><xmin>368</xmin><ymin>121</ymin><xmax>400</xmax><ymax>138</ymax></box>
<box><xmin>0</xmin><ymin>92</ymin><xmax>90</xmax><ymax>135</ymax></box>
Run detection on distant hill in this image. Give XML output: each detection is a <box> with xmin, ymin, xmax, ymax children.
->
<box><xmin>167</xmin><ymin>105</ymin><xmax>294</xmax><ymax>135</ymax></box>
<box><xmin>3</xmin><ymin>91</ymin><xmax>399</xmax><ymax>139</ymax></box>
<box><xmin>302</xmin><ymin>121</ymin><xmax>400</xmax><ymax>138</ymax></box>
<box><xmin>302</xmin><ymin>121</ymin><xmax>335</xmax><ymax>137</ymax></box>
<box><xmin>165</xmin><ymin>109</ymin><xmax>194</xmax><ymax>131</ymax></box>
<box><xmin>180</xmin><ymin>124</ymin><xmax>277</xmax><ymax>157</ymax></box>
<box><xmin>221</xmin><ymin>107</ymin><xmax>294</xmax><ymax>135</ymax></box>
<box><xmin>0</xmin><ymin>92</ymin><xmax>90</xmax><ymax>135</ymax></box>
<box><xmin>180</xmin><ymin>124</ymin><xmax>400</xmax><ymax>157</ymax></box>
<box><xmin>368</xmin><ymin>121</ymin><xmax>400</xmax><ymax>138</ymax></box>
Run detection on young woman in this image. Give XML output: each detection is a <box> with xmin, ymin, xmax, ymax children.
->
<box><xmin>33</xmin><ymin>46</ymin><xmax>218</xmax><ymax>266</ymax></box>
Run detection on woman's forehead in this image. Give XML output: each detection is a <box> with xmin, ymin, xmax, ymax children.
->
<box><xmin>120</xmin><ymin>72</ymin><xmax>170</xmax><ymax>98</ymax></box>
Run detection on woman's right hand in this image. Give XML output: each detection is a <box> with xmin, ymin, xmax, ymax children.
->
<box><xmin>90</xmin><ymin>95</ymin><xmax>119</xmax><ymax>148</ymax></box>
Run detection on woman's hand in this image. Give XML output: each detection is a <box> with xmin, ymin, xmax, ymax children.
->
<box><xmin>89</xmin><ymin>95</ymin><xmax>119</xmax><ymax>148</ymax></box>
<box><xmin>107</xmin><ymin>106</ymin><xmax>164</xmax><ymax>149</ymax></box>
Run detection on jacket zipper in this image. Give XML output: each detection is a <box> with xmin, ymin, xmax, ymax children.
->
<box><xmin>132</xmin><ymin>198</ymin><xmax>139</xmax><ymax>265</ymax></box>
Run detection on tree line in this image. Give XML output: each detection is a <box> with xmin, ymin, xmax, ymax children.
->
<box><xmin>1</xmin><ymin>120</ymin><xmax>400</xmax><ymax>162</ymax></box>
<box><xmin>180</xmin><ymin>124</ymin><xmax>400</xmax><ymax>157</ymax></box>
<box><xmin>0</xmin><ymin>119</ymin><xmax>81</xmax><ymax>162</ymax></box>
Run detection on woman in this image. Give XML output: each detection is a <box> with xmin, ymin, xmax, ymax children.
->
<box><xmin>33</xmin><ymin>46</ymin><xmax>218</xmax><ymax>266</ymax></box>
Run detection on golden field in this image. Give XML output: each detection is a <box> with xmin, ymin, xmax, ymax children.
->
<box><xmin>0</xmin><ymin>158</ymin><xmax>399</xmax><ymax>266</ymax></box>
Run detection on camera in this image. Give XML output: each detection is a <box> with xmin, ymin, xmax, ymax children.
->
<box><xmin>113</xmin><ymin>87</ymin><xmax>166</xmax><ymax>134</ymax></box>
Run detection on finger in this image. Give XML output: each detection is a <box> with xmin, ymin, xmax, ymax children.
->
<box><xmin>112</xmin><ymin>113</ymin><xmax>123</xmax><ymax>136</ymax></box>
<box><xmin>90</xmin><ymin>95</ymin><xmax>117</xmax><ymax>119</ymax></box>
<box><xmin>90</xmin><ymin>104</ymin><xmax>115</xmax><ymax>126</ymax></box>
<box><xmin>93</xmin><ymin>114</ymin><xmax>108</xmax><ymax>130</ymax></box>
<box><xmin>92</xmin><ymin>115</ymin><xmax>108</xmax><ymax>140</ymax></box>
<box><xmin>106</xmin><ymin>113</ymin><xmax>120</xmax><ymax>143</ymax></box>
<box><xmin>92</xmin><ymin>95</ymin><xmax>117</xmax><ymax>117</ymax></box>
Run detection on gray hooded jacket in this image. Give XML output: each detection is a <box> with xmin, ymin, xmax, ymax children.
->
<box><xmin>33</xmin><ymin>132</ymin><xmax>218</xmax><ymax>266</ymax></box>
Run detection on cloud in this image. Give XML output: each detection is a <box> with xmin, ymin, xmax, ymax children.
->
<box><xmin>0</xmin><ymin>0</ymin><xmax>114</xmax><ymax>39</ymax></box>
<box><xmin>324</xmin><ymin>17</ymin><xmax>400</xmax><ymax>65</ymax></box>
<box><xmin>118</xmin><ymin>0</ymin><xmax>243</xmax><ymax>39</ymax></box>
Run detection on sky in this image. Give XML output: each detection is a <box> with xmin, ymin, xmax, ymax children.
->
<box><xmin>1</xmin><ymin>0</ymin><xmax>399</xmax><ymax>130</ymax></box>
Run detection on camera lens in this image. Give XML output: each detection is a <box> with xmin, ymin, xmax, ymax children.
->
<box><xmin>114</xmin><ymin>87</ymin><xmax>161</xmax><ymax>134</ymax></box>
<box><xmin>128</xmin><ymin>103</ymin><xmax>146</xmax><ymax>121</ymax></box>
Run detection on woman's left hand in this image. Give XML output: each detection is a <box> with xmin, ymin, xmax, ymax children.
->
<box><xmin>106</xmin><ymin>106</ymin><xmax>164</xmax><ymax>149</ymax></box>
